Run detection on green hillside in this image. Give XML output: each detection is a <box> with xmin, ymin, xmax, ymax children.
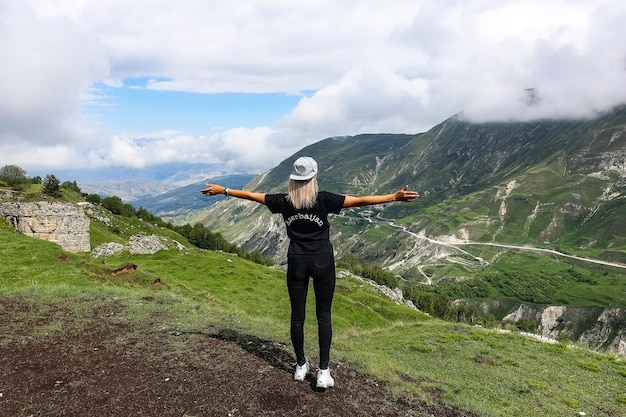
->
<box><xmin>1</xmin><ymin>200</ymin><xmax>625</xmax><ymax>416</ymax></box>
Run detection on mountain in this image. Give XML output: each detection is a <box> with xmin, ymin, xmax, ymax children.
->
<box><xmin>131</xmin><ymin>174</ymin><xmax>255</xmax><ymax>223</ymax></box>
<box><xmin>51</xmin><ymin>162</ymin><xmax>230</xmax><ymax>186</ymax></box>
<box><xmin>79</xmin><ymin>178</ymin><xmax>177</xmax><ymax>202</ymax></box>
<box><xmin>69</xmin><ymin>162</ymin><xmax>250</xmax><ymax>202</ymax></box>
<box><xmin>191</xmin><ymin>105</ymin><xmax>626</xmax><ymax>310</ymax></box>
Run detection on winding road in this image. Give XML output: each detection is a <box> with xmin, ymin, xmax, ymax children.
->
<box><xmin>387</xmin><ymin>221</ymin><xmax>626</xmax><ymax>271</ymax></box>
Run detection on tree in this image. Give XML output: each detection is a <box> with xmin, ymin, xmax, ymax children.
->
<box><xmin>136</xmin><ymin>207</ymin><xmax>156</xmax><ymax>222</ymax></box>
<box><xmin>61</xmin><ymin>180</ymin><xmax>82</xmax><ymax>194</ymax></box>
<box><xmin>337</xmin><ymin>253</ymin><xmax>360</xmax><ymax>270</ymax></box>
<box><xmin>85</xmin><ymin>193</ymin><xmax>101</xmax><ymax>204</ymax></box>
<box><xmin>516</xmin><ymin>318</ymin><xmax>538</xmax><ymax>333</ymax></box>
<box><xmin>120</xmin><ymin>203</ymin><xmax>136</xmax><ymax>218</ymax></box>
<box><xmin>433</xmin><ymin>292</ymin><xmax>450</xmax><ymax>319</ymax></box>
<box><xmin>414</xmin><ymin>291</ymin><xmax>435</xmax><ymax>315</ymax></box>
<box><xmin>102</xmin><ymin>196</ymin><xmax>124</xmax><ymax>215</ymax></box>
<box><xmin>247</xmin><ymin>250</ymin><xmax>264</xmax><ymax>264</ymax></box>
<box><xmin>42</xmin><ymin>174</ymin><xmax>62</xmax><ymax>197</ymax></box>
<box><xmin>0</xmin><ymin>165</ymin><xmax>28</xmax><ymax>187</ymax></box>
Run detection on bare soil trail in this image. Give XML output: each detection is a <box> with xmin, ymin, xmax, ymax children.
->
<box><xmin>0</xmin><ymin>296</ymin><xmax>479</xmax><ymax>417</ymax></box>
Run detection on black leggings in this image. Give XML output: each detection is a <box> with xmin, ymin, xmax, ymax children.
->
<box><xmin>287</xmin><ymin>253</ymin><xmax>336</xmax><ymax>370</ymax></box>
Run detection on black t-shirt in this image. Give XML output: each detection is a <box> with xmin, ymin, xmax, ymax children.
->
<box><xmin>265</xmin><ymin>191</ymin><xmax>346</xmax><ymax>255</ymax></box>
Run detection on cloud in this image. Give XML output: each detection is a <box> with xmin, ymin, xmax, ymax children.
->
<box><xmin>279</xmin><ymin>68</ymin><xmax>436</xmax><ymax>140</ymax></box>
<box><xmin>0</xmin><ymin>1</ymin><xmax>109</xmax><ymax>146</ymax></box>
<box><xmin>1</xmin><ymin>0</ymin><xmax>625</xmax><ymax>179</ymax></box>
<box><xmin>84</xmin><ymin>126</ymin><xmax>278</xmax><ymax>172</ymax></box>
<box><xmin>411</xmin><ymin>0</ymin><xmax>626</xmax><ymax>122</ymax></box>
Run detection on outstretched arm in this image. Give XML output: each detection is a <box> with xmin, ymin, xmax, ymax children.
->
<box><xmin>200</xmin><ymin>184</ymin><xmax>266</xmax><ymax>205</ymax></box>
<box><xmin>343</xmin><ymin>186</ymin><xmax>419</xmax><ymax>208</ymax></box>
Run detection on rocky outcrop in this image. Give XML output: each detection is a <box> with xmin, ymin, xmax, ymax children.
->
<box><xmin>0</xmin><ymin>201</ymin><xmax>90</xmax><ymax>253</ymax></box>
<box><xmin>91</xmin><ymin>242</ymin><xmax>126</xmax><ymax>258</ymax></box>
<box><xmin>338</xmin><ymin>270</ymin><xmax>418</xmax><ymax>311</ymax></box>
<box><xmin>503</xmin><ymin>304</ymin><xmax>626</xmax><ymax>356</ymax></box>
<box><xmin>128</xmin><ymin>234</ymin><xmax>168</xmax><ymax>254</ymax></box>
<box><xmin>91</xmin><ymin>234</ymin><xmax>186</xmax><ymax>258</ymax></box>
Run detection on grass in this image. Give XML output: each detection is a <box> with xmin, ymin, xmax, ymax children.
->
<box><xmin>471</xmin><ymin>252</ymin><xmax>626</xmax><ymax>307</ymax></box>
<box><xmin>2</xmin><ymin>220</ymin><xmax>626</xmax><ymax>417</ymax></box>
<box><xmin>347</xmin><ymin>322</ymin><xmax>626</xmax><ymax>416</ymax></box>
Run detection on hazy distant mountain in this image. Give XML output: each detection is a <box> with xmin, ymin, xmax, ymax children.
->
<box><xmin>131</xmin><ymin>174</ymin><xmax>256</xmax><ymax>223</ymax></box>
<box><xmin>79</xmin><ymin>178</ymin><xmax>177</xmax><ymax>202</ymax></box>
<box><xmin>55</xmin><ymin>162</ymin><xmax>248</xmax><ymax>201</ymax></box>
<box><xmin>192</xmin><ymin>106</ymin><xmax>626</xmax><ymax>273</ymax></box>
<box><xmin>41</xmin><ymin>162</ymin><xmax>228</xmax><ymax>184</ymax></box>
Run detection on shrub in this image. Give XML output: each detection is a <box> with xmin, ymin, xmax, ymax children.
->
<box><xmin>0</xmin><ymin>164</ymin><xmax>28</xmax><ymax>187</ymax></box>
<box><xmin>85</xmin><ymin>194</ymin><xmax>102</xmax><ymax>204</ymax></box>
<box><xmin>61</xmin><ymin>180</ymin><xmax>82</xmax><ymax>194</ymax></box>
<box><xmin>558</xmin><ymin>332</ymin><xmax>571</xmax><ymax>344</ymax></box>
<box><xmin>42</xmin><ymin>174</ymin><xmax>62</xmax><ymax>197</ymax></box>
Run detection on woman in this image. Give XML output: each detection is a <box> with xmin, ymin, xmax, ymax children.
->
<box><xmin>201</xmin><ymin>156</ymin><xmax>419</xmax><ymax>388</ymax></box>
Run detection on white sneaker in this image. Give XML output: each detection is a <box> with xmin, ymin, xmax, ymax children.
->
<box><xmin>294</xmin><ymin>359</ymin><xmax>309</xmax><ymax>381</ymax></box>
<box><xmin>316</xmin><ymin>368</ymin><xmax>335</xmax><ymax>388</ymax></box>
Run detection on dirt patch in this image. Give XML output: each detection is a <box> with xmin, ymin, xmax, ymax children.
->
<box><xmin>104</xmin><ymin>262</ymin><xmax>137</xmax><ymax>277</ymax></box>
<box><xmin>0</xmin><ymin>296</ymin><xmax>479</xmax><ymax>417</ymax></box>
<box><xmin>473</xmin><ymin>355</ymin><xmax>494</xmax><ymax>365</ymax></box>
<box><xmin>57</xmin><ymin>253</ymin><xmax>70</xmax><ymax>262</ymax></box>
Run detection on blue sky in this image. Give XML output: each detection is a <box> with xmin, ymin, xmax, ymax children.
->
<box><xmin>88</xmin><ymin>79</ymin><xmax>309</xmax><ymax>135</ymax></box>
<box><xmin>1</xmin><ymin>0</ymin><xmax>625</xmax><ymax>184</ymax></box>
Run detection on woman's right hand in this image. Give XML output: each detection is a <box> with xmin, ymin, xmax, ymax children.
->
<box><xmin>394</xmin><ymin>186</ymin><xmax>419</xmax><ymax>202</ymax></box>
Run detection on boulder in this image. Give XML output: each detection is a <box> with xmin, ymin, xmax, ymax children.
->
<box><xmin>129</xmin><ymin>234</ymin><xmax>168</xmax><ymax>254</ymax></box>
<box><xmin>91</xmin><ymin>242</ymin><xmax>125</xmax><ymax>258</ymax></box>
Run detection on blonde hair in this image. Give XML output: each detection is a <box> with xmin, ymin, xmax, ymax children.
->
<box><xmin>287</xmin><ymin>175</ymin><xmax>318</xmax><ymax>209</ymax></box>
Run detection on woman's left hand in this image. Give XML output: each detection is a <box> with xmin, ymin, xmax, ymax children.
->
<box><xmin>394</xmin><ymin>186</ymin><xmax>419</xmax><ymax>202</ymax></box>
<box><xmin>200</xmin><ymin>184</ymin><xmax>225</xmax><ymax>196</ymax></box>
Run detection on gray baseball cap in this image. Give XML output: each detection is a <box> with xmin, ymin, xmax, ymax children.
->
<box><xmin>290</xmin><ymin>156</ymin><xmax>318</xmax><ymax>180</ymax></box>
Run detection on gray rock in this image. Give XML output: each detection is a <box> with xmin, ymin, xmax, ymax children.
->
<box><xmin>0</xmin><ymin>201</ymin><xmax>90</xmax><ymax>252</ymax></box>
<box><xmin>503</xmin><ymin>304</ymin><xmax>626</xmax><ymax>356</ymax></box>
<box><xmin>129</xmin><ymin>234</ymin><xmax>168</xmax><ymax>255</ymax></box>
<box><xmin>91</xmin><ymin>242</ymin><xmax>126</xmax><ymax>258</ymax></box>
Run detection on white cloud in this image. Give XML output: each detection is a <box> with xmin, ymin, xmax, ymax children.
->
<box><xmin>84</xmin><ymin>126</ymin><xmax>278</xmax><ymax>172</ymax></box>
<box><xmin>280</xmin><ymin>68</ymin><xmax>436</xmax><ymax>140</ymax></box>
<box><xmin>413</xmin><ymin>0</ymin><xmax>626</xmax><ymax>122</ymax></box>
<box><xmin>215</xmin><ymin>127</ymin><xmax>281</xmax><ymax>171</ymax></box>
<box><xmin>1</xmin><ymin>0</ymin><xmax>625</xmax><ymax>178</ymax></box>
<box><xmin>0</xmin><ymin>1</ymin><xmax>109</xmax><ymax>145</ymax></box>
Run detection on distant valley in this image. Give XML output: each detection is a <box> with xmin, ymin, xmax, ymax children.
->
<box><xmin>130</xmin><ymin>174</ymin><xmax>255</xmax><ymax>224</ymax></box>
